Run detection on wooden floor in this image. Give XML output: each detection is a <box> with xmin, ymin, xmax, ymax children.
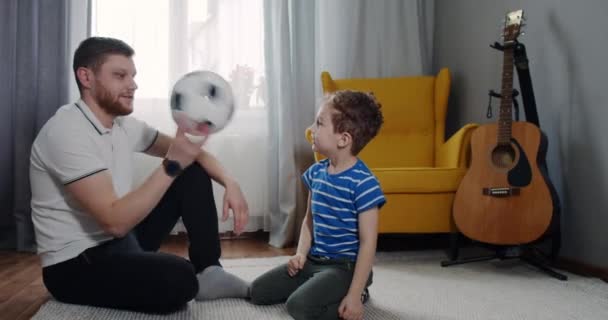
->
<box><xmin>0</xmin><ymin>234</ymin><xmax>295</xmax><ymax>320</ymax></box>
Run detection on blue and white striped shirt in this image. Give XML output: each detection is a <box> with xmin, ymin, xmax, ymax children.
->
<box><xmin>302</xmin><ymin>158</ymin><xmax>386</xmax><ymax>261</ymax></box>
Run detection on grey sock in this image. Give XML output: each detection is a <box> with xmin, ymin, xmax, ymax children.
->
<box><xmin>195</xmin><ymin>265</ymin><xmax>250</xmax><ymax>301</ymax></box>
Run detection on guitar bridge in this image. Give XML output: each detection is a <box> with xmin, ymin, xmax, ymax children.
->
<box><xmin>482</xmin><ymin>187</ymin><xmax>520</xmax><ymax>197</ymax></box>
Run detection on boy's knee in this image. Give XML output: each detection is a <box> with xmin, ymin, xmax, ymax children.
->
<box><xmin>249</xmin><ymin>278</ymin><xmax>271</xmax><ymax>305</ymax></box>
<box><xmin>286</xmin><ymin>297</ymin><xmax>318</xmax><ymax>320</ymax></box>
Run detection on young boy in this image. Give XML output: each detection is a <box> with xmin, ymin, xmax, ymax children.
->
<box><xmin>250</xmin><ymin>90</ymin><xmax>385</xmax><ymax>320</ymax></box>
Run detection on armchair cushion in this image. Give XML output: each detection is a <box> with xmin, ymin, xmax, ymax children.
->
<box><xmin>375</xmin><ymin>167</ymin><xmax>466</xmax><ymax>194</ymax></box>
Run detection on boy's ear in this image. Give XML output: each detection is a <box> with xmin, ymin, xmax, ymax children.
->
<box><xmin>338</xmin><ymin>132</ymin><xmax>352</xmax><ymax>149</ymax></box>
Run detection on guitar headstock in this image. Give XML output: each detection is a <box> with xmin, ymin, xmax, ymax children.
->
<box><xmin>502</xmin><ymin>9</ymin><xmax>524</xmax><ymax>44</ymax></box>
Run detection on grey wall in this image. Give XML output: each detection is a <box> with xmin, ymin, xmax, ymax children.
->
<box><xmin>434</xmin><ymin>0</ymin><xmax>608</xmax><ymax>268</ymax></box>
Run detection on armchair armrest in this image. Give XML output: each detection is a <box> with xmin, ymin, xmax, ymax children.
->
<box><xmin>436</xmin><ymin>123</ymin><xmax>478</xmax><ymax>168</ymax></box>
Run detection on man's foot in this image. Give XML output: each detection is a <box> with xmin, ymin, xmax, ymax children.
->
<box><xmin>195</xmin><ymin>265</ymin><xmax>250</xmax><ymax>300</ymax></box>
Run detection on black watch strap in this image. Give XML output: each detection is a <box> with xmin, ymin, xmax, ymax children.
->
<box><xmin>162</xmin><ymin>158</ymin><xmax>183</xmax><ymax>177</ymax></box>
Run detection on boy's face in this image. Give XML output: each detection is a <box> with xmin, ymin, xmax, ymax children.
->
<box><xmin>88</xmin><ymin>54</ymin><xmax>138</xmax><ymax>116</ymax></box>
<box><xmin>310</xmin><ymin>103</ymin><xmax>342</xmax><ymax>156</ymax></box>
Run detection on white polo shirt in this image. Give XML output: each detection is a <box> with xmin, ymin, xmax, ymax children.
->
<box><xmin>30</xmin><ymin>100</ymin><xmax>158</xmax><ymax>267</ymax></box>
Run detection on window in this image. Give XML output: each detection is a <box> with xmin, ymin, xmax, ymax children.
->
<box><xmin>92</xmin><ymin>0</ymin><xmax>269</xmax><ymax>232</ymax></box>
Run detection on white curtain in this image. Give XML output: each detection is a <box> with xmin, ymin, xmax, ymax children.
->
<box><xmin>263</xmin><ymin>0</ymin><xmax>434</xmax><ymax>247</ymax></box>
<box><xmin>264</xmin><ymin>0</ymin><xmax>317</xmax><ymax>247</ymax></box>
<box><xmin>315</xmin><ymin>0</ymin><xmax>434</xmax><ymax>79</ymax></box>
<box><xmin>91</xmin><ymin>0</ymin><xmax>269</xmax><ymax>233</ymax></box>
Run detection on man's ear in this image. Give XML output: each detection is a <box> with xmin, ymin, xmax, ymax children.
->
<box><xmin>337</xmin><ymin>132</ymin><xmax>352</xmax><ymax>149</ymax></box>
<box><xmin>76</xmin><ymin>67</ymin><xmax>94</xmax><ymax>90</ymax></box>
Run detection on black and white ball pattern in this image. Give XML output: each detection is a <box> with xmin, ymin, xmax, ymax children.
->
<box><xmin>170</xmin><ymin>71</ymin><xmax>235</xmax><ymax>135</ymax></box>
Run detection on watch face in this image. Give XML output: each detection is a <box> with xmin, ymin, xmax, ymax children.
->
<box><xmin>164</xmin><ymin>159</ymin><xmax>182</xmax><ymax>176</ymax></box>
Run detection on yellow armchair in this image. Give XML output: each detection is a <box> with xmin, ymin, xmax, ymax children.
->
<box><xmin>306</xmin><ymin>68</ymin><xmax>478</xmax><ymax>234</ymax></box>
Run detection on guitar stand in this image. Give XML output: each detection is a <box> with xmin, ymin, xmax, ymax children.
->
<box><xmin>441</xmin><ymin>237</ymin><xmax>568</xmax><ymax>281</ymax></box>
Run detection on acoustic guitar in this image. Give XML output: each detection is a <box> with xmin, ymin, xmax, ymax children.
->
<box><xmin>453</xmin><ymin>10</ymin><xmax>553</xmax><ymax>245</ymax></box>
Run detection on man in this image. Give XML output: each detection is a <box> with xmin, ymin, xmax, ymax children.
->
<box><xmin>30</xmin><ymin>37</ymin><xmax>250</xmax><ymax>314</ymax></box>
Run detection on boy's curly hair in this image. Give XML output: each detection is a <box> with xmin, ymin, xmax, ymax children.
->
<box><xmin>324</xmin><ymin>90</ymin><xmax>384</xmax><ymax>155</ymax></box>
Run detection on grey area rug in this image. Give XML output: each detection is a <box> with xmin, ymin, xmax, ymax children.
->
<box><xmin>32</xmin><ymin>251</ymin><xmax>608</xmax><ymax>320</ymax></box>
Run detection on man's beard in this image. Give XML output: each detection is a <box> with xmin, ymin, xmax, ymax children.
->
<box><xmin>95</xmin><ymin>81</ymin><xmax>132</xmax><ymax>116</ymax></box>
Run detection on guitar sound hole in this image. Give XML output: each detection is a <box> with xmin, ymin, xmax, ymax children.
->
<box><xmin>491</xmin><ymin>144</ymin><xmax>516</xmax><ymax>169</ymax></box>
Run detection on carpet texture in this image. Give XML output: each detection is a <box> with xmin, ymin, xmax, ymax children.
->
<box><xmin>32</xmin><ymin>251</ymin><xmax>608</xmax><ymax>319</ymax></box>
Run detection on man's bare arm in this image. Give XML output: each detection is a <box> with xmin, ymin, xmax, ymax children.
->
<box><xmin>145</xmin><ymin>132</ymin><xmax>172</xmax><ymax>158</ymax></box>
<box><xmin>67</xmin><ymin>129</ymin><xmax>203</xmax><ymax>237</ymax></box>
<box><xmin>65</xmin><ymin>167</ymin><xmax>173</xmax><ymax>237</ymax></box>
<box><xmin>146</xmin><ymin>132</ymin><xmax>236</xmax><ymax>188</ymax></box>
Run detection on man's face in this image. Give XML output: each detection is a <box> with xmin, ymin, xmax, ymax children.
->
<box><xmin>91</xmin><ymin>54</ymin><xmax>137</xmax><ymax>116</ymax></box>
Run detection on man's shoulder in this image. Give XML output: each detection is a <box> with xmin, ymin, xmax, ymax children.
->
<box><xmin>34</xmin><ymin>104</ymin><xmax>92</xmax><ymax>146</ymax></box>
<box><xmin>113</xmin><ymin>115</ymin><xmax>133</xmax><ymax>126</ymax></box>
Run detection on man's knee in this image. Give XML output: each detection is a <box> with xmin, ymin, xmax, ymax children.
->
<box><xmin>183</xmin><ymin>163</ymin><xmax>211</xmax><ymax>183</ymax></box>
<box><xmin>173</xmin><ymin>163</ymin><xmax>212</xmax><ymax>192</ymax></box>
<box><xmin>169</xmin><ymin>257</ymin><xmax>199</xmax><ymax>296</ymax></box>
<box><xmin>157</xmin><ymin>259</ymin><xmax>199</xmax><ymax>313</ymax></box>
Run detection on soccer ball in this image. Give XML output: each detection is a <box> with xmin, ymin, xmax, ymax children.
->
<box><xmin>170</xmin><ymin>71</ymin><xmax>235</xmax><ymax>135</ymax></box>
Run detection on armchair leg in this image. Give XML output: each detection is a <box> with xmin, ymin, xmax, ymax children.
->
<box><xmin>447</xmin><ymin>232</ymin><xmax>460</xmax><ymax>261</ymax></box>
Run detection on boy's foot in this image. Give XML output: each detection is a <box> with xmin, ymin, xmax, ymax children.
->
<box><xmin>361</xmin><ymin>288</ymin><xmax>370</xmax><ymax>304</ymax></box>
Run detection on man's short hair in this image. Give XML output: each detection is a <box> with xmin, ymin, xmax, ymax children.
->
<box><xmin>325</xmin><ymin>90</ymin><xmax>384</xmax><ymax>155</ymax></box>
<box><xmin>73</xmin><ymin>37</ymin><xmax>134</xmax><ymax>92</ymax></box>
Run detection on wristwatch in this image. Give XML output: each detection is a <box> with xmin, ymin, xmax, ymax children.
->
<box><xmin>162</xmin><ymin>158</ymin><xmax>183</xmax><ymax>177</ymax></box>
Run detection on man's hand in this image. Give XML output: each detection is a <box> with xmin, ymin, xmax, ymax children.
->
<box><xmin>165</xmin><ymin>127</ymin><xmax>207</xmax><ymax>168</ymax></box>
<box><xmin>221</xmin><ymin>180</ymin><xmax>249</xmax><ymax>235</ymax></box>
<box><xmin>287</xmin><ymin>253</ymin><xmax>306</xmax><ymax>277</ymax></box>
<box><xmin>338</xmin><ymin>293</ymin><xmax>364</xmax><ymax>320</ymax></box>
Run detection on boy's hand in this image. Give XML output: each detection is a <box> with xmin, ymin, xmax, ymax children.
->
<box><xmin>287</xmin><ymin>253</ymin><xmax>306</xmax><ymax>277</ymax></box>
<box><xmin>338</xmin><ymin>293</ymin><xmax>364</xmax><ymax>320</ymax></box>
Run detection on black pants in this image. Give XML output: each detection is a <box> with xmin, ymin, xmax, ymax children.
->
<box><xmin>42</xmin><ymin>164</ymin><xmax>221</xmax><ymax>314</ymax></box>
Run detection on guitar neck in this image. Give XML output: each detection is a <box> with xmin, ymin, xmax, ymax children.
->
<box><xmin>496</xmin><ymin>9</ymin><xmax>524</xmax><ymax>145</ymax></box>
<box><xmin>498</xmin><ymin>45</ymin><xmax>515</xmax><ymax>145</ymax></box>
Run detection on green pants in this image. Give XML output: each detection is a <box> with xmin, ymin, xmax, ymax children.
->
<box><xmin>250</xmin><ymin>255</ymin><xmax>372</xmax><ymax>320</ymax></box>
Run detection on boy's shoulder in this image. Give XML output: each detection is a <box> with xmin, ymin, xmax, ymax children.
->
<box><xmin>349</xmin><ymin>158</ymin><xmax>375</xmax><ymax>176</ymax></box>
<box><xmin>308</xmin><ymin>159</ymin><xmax>329</xmax><ymax>172</ymax></box>
<box><xmin>303</xmin><ymin>159</ymin><xmax>328</xmax><ymax>183</ymax></box>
